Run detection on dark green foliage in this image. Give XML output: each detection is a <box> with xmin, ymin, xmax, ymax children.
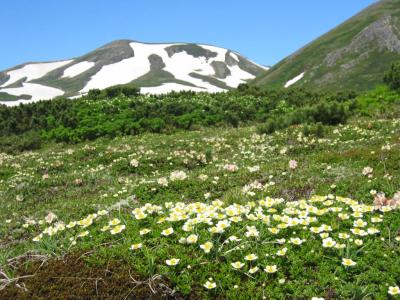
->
<box><xmin>384</xmin><ymin>61</ymin><xmax>400</xmax><ymax>91</ymax></box>
<box><xmin>87</xmin><ymin>89</ymin><xmax>102</xmax><ymax>100</ymax></box>
<box><xmin>0</xmin><ymin>131</ymin><xmax>42</xmax><ymax>153</ymax></box>
<box><xmin>302</xmin><ymin>123</ymin><xmax>326</xmax><ymax>138</ymax></box>
<box><xmin>103</xmin><ymin>85</ymin><xmax>140</xmax><ymax>98</ymax></box>
<box><xmin>86</xmin><ymin>86</ymin><xmax>140</xmax><ymax>100</ymax></box>
<box><xmin>257</xmin><ymin>100</ymin><xmax>353</xmax><ymax>135</ymax></box>
<box><xmin>0</xmin><ymin>86</ymin><xmax>393</xmax><ymax>149</ymax></box>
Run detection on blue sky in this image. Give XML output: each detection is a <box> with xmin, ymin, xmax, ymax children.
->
<box><xmin>1</xmin><ymin>0</ymin><xmax>377</xmax><ymax>70</ymax></box>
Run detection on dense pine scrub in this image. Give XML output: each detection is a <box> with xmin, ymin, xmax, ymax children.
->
<box><xmin>0</xmin><ymin>87</ymin><xmax>360</xmax><ymax>152</ymax></box>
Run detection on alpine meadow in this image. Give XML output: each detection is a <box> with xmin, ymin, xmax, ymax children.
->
<box><xmin>0</xmin><ymin>1</ymin><xmax>400</xmax><ymax>299</ymax></box>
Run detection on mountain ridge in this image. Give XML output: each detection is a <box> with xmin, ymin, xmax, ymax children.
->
<box><xmin>253</xmin><ymin>0</ymin><xmax>400</xmax><ymax>91</ymax></box>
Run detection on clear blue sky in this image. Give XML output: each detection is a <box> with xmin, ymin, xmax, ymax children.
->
<box><xmin>1</xmin><ymin>0</ymin><xmax>377</xmax><ymax>70</ymax></box>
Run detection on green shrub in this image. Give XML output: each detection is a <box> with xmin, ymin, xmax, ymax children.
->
<box><xmin>383</xmin><ymin>61</ymin><xmax>400</xmax><ymax>91</ymax></box>
<box><xmin>0</xmin><ymin>86</ymin><xmax>394</xmax><ymax>147</ymax></box>
<box><xmin>0</xmin><ymin>131</ymin><xmax>42</xmax><ymax>153</ymax></box>
<box><xmin>302</xmin><ymin>123</ymin><xmax>326</xmax><ymax>138</ymax></box>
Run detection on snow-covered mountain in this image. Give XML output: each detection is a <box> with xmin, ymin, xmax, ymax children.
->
<box><xmin>0</xmin><ymin>40</ymin><xmax>268</xmax><ymax>106</ymax></box>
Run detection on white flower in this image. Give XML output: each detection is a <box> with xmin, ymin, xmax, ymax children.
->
<box><xmin>388</xmin><ymin>286</ymin><xmax>400</xmax><ymax>295</ymax></box>
<box><xmin>157</xmin><ymin>177</ymin><xmax>168</xmax><ymax>187</ymax></box>
<box><xmin>198</xmin><ymin>174</ymin><xmax>208</xmax><ymax>181</ymax></box>
<box><xmin>264</xmin><ymin>265</ymin><xmax>278</xmax><ymax>273</ymax></box>
<box><xmin>186</xmin><ymin>234</ymin><xmax>198</xmax><ymax>244</ymax></box>
<box><xmin>203</xmin><ymin>280</ymin><xmax>216</xmax><ymax>289</ymax></box>
<box><xmin>161</xmin><ymin>227</ymin><xmax>174</xmax><ymax>236</ymax></box>
<box><xmin>245</xmin><ymin>226</ymin><xmax>259</xmax><ymax>238</ymax></box>
<box><xmin>290</xmin><ymin>237</ymin><xmax>304</xmax><ymax>245</ymax></box>
<box><xmin>32</xmin><ymin>234</ymin><xmax>43</xmax><ymax>242</ymax></box>
<box><xmin>170</xmin><ymin>170</ymin><xmax>187</xmax><ymax>181</ymax></box>
<box><xmin>166</xmin><ymin>258</ymin><xmax>180</xmax><ymax>266</ymax></box>
<box><xmin>276</xmin><ymin>248</ymin><xmax>287</xmax><ymax>256</ymax></box>
<box><xmin>130</xmin><ymin>243</ymin><xmax>142</xmax><ymax>250</ymax></box>
<box><xmin>101</xmin><ymin>225</ymin><xmax>110</xmax><ymax>232</ymax></box>
<box><xmin>77</xmin><ymin>230</ymin><xmax>89</xmax><ymax>238</ymax></box>
<box><xmin>362</xmin><ymin>166</ymin><xmax>373</xmax><ymax>176</ymax></box>
<box><xmin>110</xmin><ymin>224</ymin><xmax>125</xmax><ymax>235</ymax></box>
<box><xmin>244</xmin><ymin>254</ymin><xmax>258</xmax><ymax>261</ymax></box>
<box><xmin>249</xmin><ymin>266</ymin><xmax>259</xmax><ymax>274</ymax></box>
<box><xmin>200</xmin><ymin>241</ymin><xmax>213</xmax><ymax>253</ymax></box>
<box><xmin>322</xmin><ymin>237</ymin><xmax>336</xmax><ymax>248</ymax></box>
<box><xmin>66</xmin><ymin>221</ymin><xmax>77</xmax><ymax>229</ymax></box>
<box><xmin>109</xmin><ymin>218</ymin><xmax>121</xmax><ymax>226</ymax></box>
<box><xmin>354</xmin><ymin>239</ymin><xmax>363</xmax><ymax>246</ymax></box>
<box><xmin>45</xmin><ymin>212</ymin><xmax>57</xmax><ymax>224</ymax></box>
<box><xmin>341</xmin><ymin>258</ymin><xmax>356</xmax><ymax>267</ymax></box>
<box><xmin>227</xmin><ymin>235</ymin><xmax>241</xmax><ymax>242</ymax></box>
<box><xmin>231</xmin><ymin>261</ymin><xmax>245</xmax><ymax>269</ymax></box>
<box><xmin>248</xmin><ymin>165</ymin><xmax>260</xmax><ymax>173</ymax></box>
<box><xmin>353</xmin><ymin>219</ymin><xmax>367</xmax><ymax>228</ymax></box>
<box><xmin>139</xmin><ymin>228</ymin><xmax>151</xmax><ymax>235</ymax></box>
<box><xmin>130</xmin><ymin>159</ymin><xmax>139</xmax><ymax>167</ymax></box>
<box><xmin>97</xmin><ymin>210</ymin><xmax>108</xmax><ymax>216</ymax></box>
<box><xmin>224</xmin><ymin>164</ymin><xmax>238</xmax><ymax>172</ymax></box>
<box><xmin>289</xmin><ymin>160</ymin><xmax>298</xmax><ymax>170</ymax></box>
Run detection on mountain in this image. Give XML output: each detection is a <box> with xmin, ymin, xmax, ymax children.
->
<box><xmin>253</xmin><ymin>0</ymin><xmax>400</xmax><ymax>91</ymax></box>
<box><xmin>0</xmin><ymin>40</ymin><xmax>268</xmax><ymax>105</ymax></box>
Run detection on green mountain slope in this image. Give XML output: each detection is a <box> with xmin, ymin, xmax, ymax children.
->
<box><xmin>253</xmin><ymin>0</ymin><xmax>400</xmax><ymax>91</ymax></box>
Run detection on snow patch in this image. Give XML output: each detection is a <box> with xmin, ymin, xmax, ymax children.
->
<box><xmin>81</xmin><ymin>42</ymin><xmax>175</xmax><ymax>92</ymax></box>
<box><xmin>285</xmin><ymin>72</ymin><xmax>305</xmax><ymax>88</ymax></box>
<box><xmin>81</xmin><ymin>42</ymin><xmax>228</xmax><ymax>93</ymax></box>
<box><xmin>224</xmin><ymin>65</ymin><xmax>256</xmax><ymax>88</ymax></box>
<box><xmin>1</xmin><ymin>60</ymin><xmax>72</xmax><ymax>87</ymax></box>
<box><xmin>62</xmin><ymin>61</ymin><xmax>95</xmax><ymax>78</ymax></box>
<box><xmin>230</xmin><ymin>52</ymin><xmax>239</xmax><ymax>62</ymax></box>
<box><xmin>0</xmin><ymin>82</ymin><xmax>65</xmax><ymax>106</ymax></box>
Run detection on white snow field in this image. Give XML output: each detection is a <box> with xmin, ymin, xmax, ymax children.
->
<box><xmin>0</xmin><ymin>83</ymin><xmax>65</xmax><ymax>106</ymax></box>
<box><xmin>224</xmin><ymin>65</ymin><xmax>256</xmax><ymax>88</ymax></box>
<box><xmin>62</xmin><ymin>61</ymin><xmax>95</xmax><ymax>78</ymax></box>
<box><xmin>284</xmin><ymin>72</ymin><xmax>305</xmax><ymax>88</ymax></box>
<box><xmin>0</xmin><ymin>60</ymin><xmax>72</xmax><ymax>87</ymax></box>
<box><xmin>81</xmin><ymin>42</ymin><xmax>255</xmax><ymax>94</ymax></box>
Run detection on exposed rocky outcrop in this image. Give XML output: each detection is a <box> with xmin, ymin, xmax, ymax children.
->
<box><xmin>324</xmin><ymin>15</ymin><xmax>400</xmax><ymax>67</ymax></box>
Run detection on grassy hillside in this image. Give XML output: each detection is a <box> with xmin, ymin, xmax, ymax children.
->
<box><xmin>253</xmin><ymin>0</ymin><xmax>400</xmax><ymax>92</ymax></box>
<box><xmin>0</xmin><ymin>87</ymin><xmax>399</xmax><ymax>298</ymax></box>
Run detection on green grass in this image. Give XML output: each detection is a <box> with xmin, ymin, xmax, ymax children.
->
<box><xmin>0</xmin><ymin>110</ymin><xmax>399</xmax><ymax>298</ymax></box>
